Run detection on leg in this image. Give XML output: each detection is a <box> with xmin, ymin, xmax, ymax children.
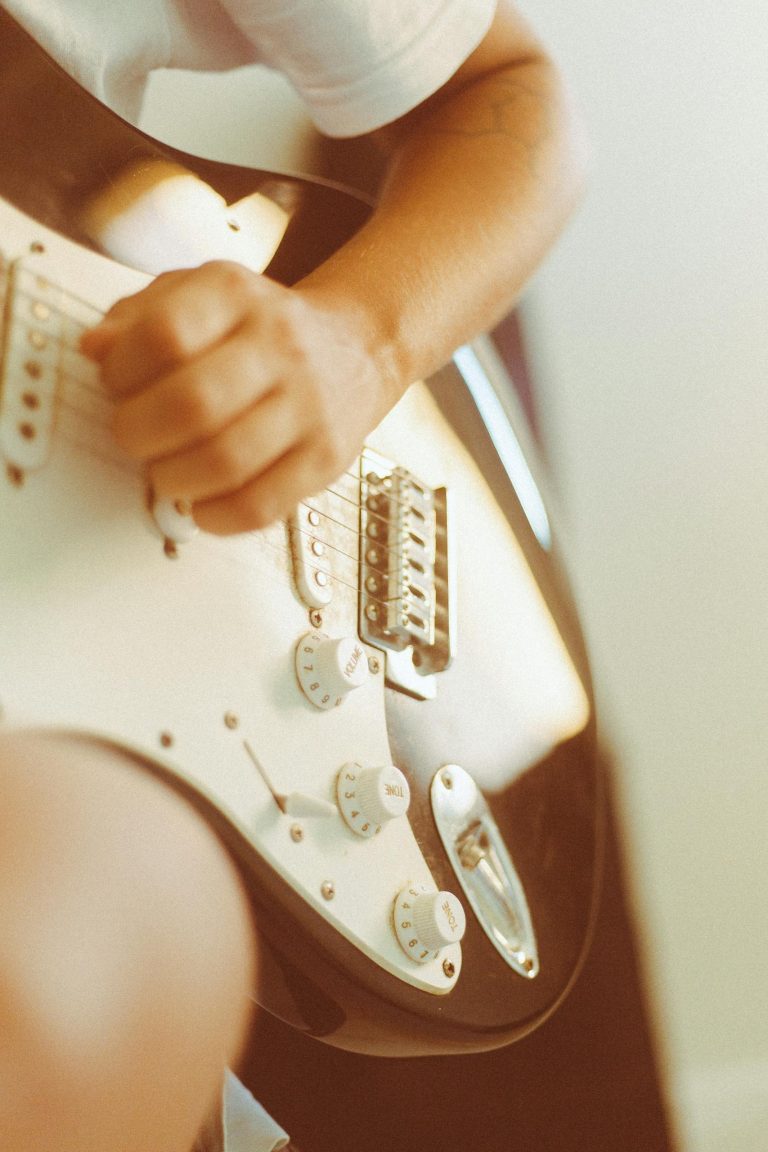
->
<box><xmin>0</xmin><ymin>730</ymin><xmax>256</xmax><ymax>1152</ymax></box>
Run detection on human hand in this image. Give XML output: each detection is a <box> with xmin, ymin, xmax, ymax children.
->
<box><xmin>81</xmin><ymin>261</ymin><xmax>394</xmax><ymax>535</ymax></box>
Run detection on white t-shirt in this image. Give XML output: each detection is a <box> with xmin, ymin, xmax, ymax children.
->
<box><xmin>4</xmin><ymin>0</ymin><xmax>496</xmax><ymax>134</ymax></box>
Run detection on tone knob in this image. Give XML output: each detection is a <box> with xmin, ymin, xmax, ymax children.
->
<box><xmin>394</xmin><ymin>884</ymin><xmax>466</xmax><ymax>964</ymax></box>
<box><xmin>337</xmin><ymin>763</ymin><xmax>411</xmax><ymax>837</ymax></box>
<box><xmin>295</xmin><ymin>631</ymin><xmax>369</xmax><ymax>710</ymax></box>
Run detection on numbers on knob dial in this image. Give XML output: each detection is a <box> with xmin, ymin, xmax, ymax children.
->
<box><xmin>295</xmin><ymin>631</ymin><xmax>369</xmax><ymax>710</ymax></box>
<box><xmin>394</xmin><ymin>883</ymin><xmax>466</xmax><ymax>964</ymax></box>
<box><xmin>337</xmin><ymin>762</ymin><xmax>411</xmax><ymax>838</ymax></box>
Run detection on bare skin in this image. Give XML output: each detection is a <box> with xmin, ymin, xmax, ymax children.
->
<box><xmin>81</xmin><ymin>2</ymin><xmax>585</xmax><ymax>536</ymax></box>
<box><xmin>0</xmin><ymin>732</ymin><xmax>256</xmax><ymax>1152</ymax></box>
<box><xmin>2</xmin><ymin>4</ymin><xmax>586</xmax><ymax>1148</ymax></box>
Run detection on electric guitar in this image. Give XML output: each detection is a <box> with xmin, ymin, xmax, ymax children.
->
<box><xmin>0</xmin><ymin>8</ymin><xmax>600</xmax><ymax>1056</ymax></box>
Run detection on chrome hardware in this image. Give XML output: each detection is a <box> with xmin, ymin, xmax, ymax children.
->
<box><xmin>359</xmin><ymin>450</ymin><xmax>454</xmax><ymax>699</ymax></box>
<box><xmin>0</xmin><ymin>262</ymin><xmax>58</xmax><ymax>473</ymax></box>
<box><xmin>289</xmin><ymin>502</ymin><xmax>333</xmax><ymax>609</ymax></box>
<box><xmin>431</xmin><ymin>764</ymin><xmax>539</xmax><ymax>979</ymax></box>
<box><xmin>0</xmin><ymin>256</ymin><xmax>103</xmax><ymax>479</ymax></box>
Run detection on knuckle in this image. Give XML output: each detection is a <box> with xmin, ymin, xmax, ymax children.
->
<box><xmin>143</xmin><ymin>309</ymin><xmax>191</xmax><ymax>364</ymax></box>
<box><xmin>245</xmin><ymin>501</ymin><xmax>275</xmax><ymax>532</ymax></box>
<box><xmin>175</xmin><ymin>380</ymin><xmax>217</xmax><ymax>435</ymax></box>
<box><xmin>227</xmin><ymin>487</ymin><xmax>276</xmax><ymax>534</ymax></box>
<box><xmin>206</xmin><ymin>436</ymin><xmax>248</xmax><ymax>487</ymax></box>
<box><xmin>209</xmin><ymin>259</ymin><xmax>259</xmax><ymax>300</ymax></box>
<box><xmin>312</xmin><ymin>420</ymin><xmax>348</xmax><ymax>479</ymax></box>
<box><xmin>271</xmin><ymin>310</ymin><xmax>304</xmax><ymax>357</ymax></box>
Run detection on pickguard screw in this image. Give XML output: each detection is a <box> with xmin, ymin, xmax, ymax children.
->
<box><xmin>224</xmin><ymin>712</ymin><xmax>239</xmax><ymax>730</ymax></box>
<box><xmin>290</xmin><ymin>824</ymin><xmax>304</xmax><ymax>843</ymax></box>
<box><xmin>159</xmin><ymin>731</ymin><xmax>174</xmax><ymax>748</ymax></box>
<box><xmin>309</xmin><ymin>609</ymin><xmax>323</xmax><ymax>628</ymax></box>
<box><xmin>442</xmin><ymin>959</ymin><xmax>456</xmax><ymax>979</ymax></box>
<box><xmin>30</xmin><ymin>241</ymin><xmax>45</xmax><ymax>254</ymax></box>
<box><xmin>163</xmin><ymin>538</ymin><xmax>178</xmax><ymax>559</ymax></box>
<box><xmin>368</xmin><ymin>656</ymin><xmax>381</xmax><ymax>674</ymax></box>
<box><xmin>321</xmin><ymin>881</ymin><xmax>335</xmax><ymax>901</ymax></box>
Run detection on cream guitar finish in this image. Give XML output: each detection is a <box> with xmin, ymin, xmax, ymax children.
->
<box><xmin>0</xmin><ymin>8</ymin><xmax>600</xmax><ymax>1057</ymax></box>
<box><xmin>0</xmin><ymin>203</ymin><xmax>464</xmax><ymax>996</ymax></box>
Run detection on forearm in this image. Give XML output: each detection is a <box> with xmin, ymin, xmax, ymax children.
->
<box><xmin>85</xmin><ymin>7</ymin><xmax>586</xmax><ymax>535</ymax></box>
<box><xmin>298</xmin><ymin>49</ymin><xmax>586</xmax><ymax>411</ymax></box>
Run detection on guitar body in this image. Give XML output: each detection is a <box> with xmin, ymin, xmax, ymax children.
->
<box><xmin>0</xmin><ymin>9</ymin><xmax>600</xmax><ymax>1055</ymax></box>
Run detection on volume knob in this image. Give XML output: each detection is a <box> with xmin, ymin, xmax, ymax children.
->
<box><xmin>394</xmin><ymin>884</ymin><xmax>466</xmax><ymax>964</ymax></box>
<box><xmin>295</xmin><ymin>631</ymin><xmax>369</xmax><ymax>710</ymax></box>
<box><xmin>337</xmin><ymin>763</ymin><xmax>411</xmax><ymax>837</ymax></box>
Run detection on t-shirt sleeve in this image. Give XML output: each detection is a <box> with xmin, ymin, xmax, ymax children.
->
<box><xmin>220</xmin><ymin>0</ymin><xmax>498</xmax><ymax>137</ymax></box>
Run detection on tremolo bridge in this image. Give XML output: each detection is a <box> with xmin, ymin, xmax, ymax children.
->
<box><xmin>289</xmin><ymin>448</ymin><xmax>455</xmax><ymax>701</ymax></box>
<box><xmin>359</xmin><ymin>449</ymin><xmax>454</xmax><ymax>700</ymax></box>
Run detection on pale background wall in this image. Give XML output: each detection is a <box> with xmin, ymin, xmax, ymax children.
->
<box><xmin>141</xmin><ymin>5</ymin><xmax>768</xmax><ymax>1144</ymax></box>
<box><xmin>511</xmin><ymin>3</ymin><xmax>768</xmax><ymax>1149</ymax></box>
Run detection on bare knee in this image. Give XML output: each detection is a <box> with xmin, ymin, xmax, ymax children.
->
<box><xmin>0</xmin><ymin>730</ymin><xmax>256</xmax><ymax>1151</ymax></box>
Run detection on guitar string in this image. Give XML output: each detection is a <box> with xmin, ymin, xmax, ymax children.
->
<box><xmin>10</xmin><ymin>279</ymin><xmax>428</xmax><ymax>520</ymax></box>
<box><xmin>6</xmin><ymin>279</ymin><xmax>437</xmax><ymax>608</ymax></box>
<box><xmin>38</xmin><ymin>405</ymin><xmax>419</xmax><ymax>612</ymax></box>
<box><xmin>46</xmin><ymin>403</ymin><xmax>404</xmax><ymax>571</ymax></box>
<box><xmin>8</xmin><ymin>312</ymin><xmax>425</xmax><ymax>577</ymax></box>
<box><xmin>20</xmin><ymin>403</ymin><xmax>411</xmax><ymax>613</ymax></box>
<box><xmin>51</xmin><ymin>396</ymin><xmax>408</xmax><ymax>573</ymax></box>
<box><xmin>18</xmin><ymin>344</ymin><xmax>422</xmax><ymax>552</ymax></box>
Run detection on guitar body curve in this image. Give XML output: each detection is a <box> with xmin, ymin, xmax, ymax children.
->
<box><xmin>0</xmin><ymin>8</ymin><xmax>600</xmax><ymax>1056</ymax></box>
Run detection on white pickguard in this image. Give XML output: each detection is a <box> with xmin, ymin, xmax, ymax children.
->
<box><xmin>0</xmin><ymin>185</ymin><xmax>591</xmax><ymax>1003</ymax></box>
<box><xmin>0</xmin><ymin>196</ymin><xmax>462</xmax><ymax>996</ymax></box>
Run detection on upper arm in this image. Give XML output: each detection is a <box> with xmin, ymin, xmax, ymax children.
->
<box><xmin>367</xmin><ymin>0</ymin><xmax>551</xmax><ymax>151</ymax></box>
